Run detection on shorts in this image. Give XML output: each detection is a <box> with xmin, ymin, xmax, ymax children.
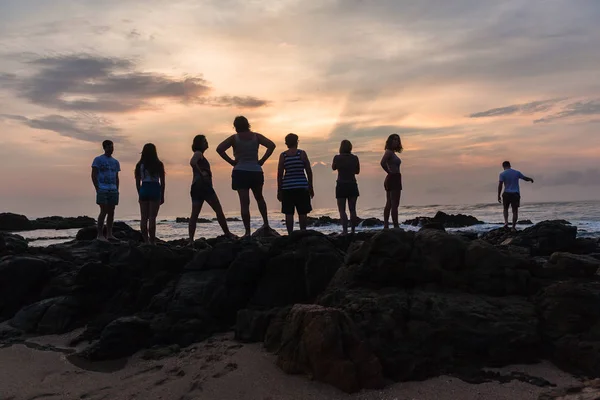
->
<box><xmin>384</xmin><ymin>173</ymin><xmax>402</xmax><ymax>191</ymax></box>
<box><xmin>281</xmin><ymin>188</ymin><xmax>312</xmax><ymax>215</ymax></box>
<box><xmin>139</xmin><ymin>182</ymin><xmax>161</xmax><ymax>202</ymax></box>
<box><xmin>502</xmin><ymin>192</ymin><xmax>521</xmax><ymax>209</ymax></box>
<box><xmin>336</xmin><ymin>181</ymin><xmax>360</xmax><ymax>199</ymax></box>
<box><xmin>191</xmin><ymin>181</ymin><xmax>216</xmax><ymax>204</ymax></box>
<box><xmin>232</xmin><ymin>170</ymin><xmax>264</xmax><ymax>190</ymax></box>
<box><xmin>97</xmin><ymin>190</ymin><xmax>119</xmax><ymax>206</ymax></box>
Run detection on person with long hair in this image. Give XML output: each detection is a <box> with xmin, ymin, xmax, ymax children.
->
<box><xmin>217</xmin><ymin>116</ymin><xmax>276</xmax><ymax>237</ymax></box>
<box><xmin>380</xmin><ymin>134</ymin><xmax>403</xmax><ymax>229</ymax></box>
<box><xmin>135</xmin><ymin>143</ymin><xmax>165</xmax><ymax>244</ymax></box>
<box><xmin>332</xmin><ymin>139</ymin><xmax>360</xmax><ymax>234</ymax></box>
<box><xmin>189</xmin><ymin>134</ymin><xmax>234</xmax><ymax>244</ymax></box>
<box><xmin>277</xmin><ymin>133</ymin><xmax>314</xmax><ymax>234</ymax></box>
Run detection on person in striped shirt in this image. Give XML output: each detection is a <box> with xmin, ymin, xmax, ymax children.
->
<box><xmin>277</xmin><ymin>133</ymin><xmax>314</xmax><ymax>234</ymax></box>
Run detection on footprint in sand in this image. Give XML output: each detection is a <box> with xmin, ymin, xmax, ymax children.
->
<box><xmin>212</xmin><ymin>362</ymin><xmax>238</xmax><ymax>378</ymax></box>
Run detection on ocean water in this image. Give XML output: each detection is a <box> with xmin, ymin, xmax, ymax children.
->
<box><xmin>19</xmin><ymin>200</ymin><xmax>600</xmax><ymax>247</ymax></box>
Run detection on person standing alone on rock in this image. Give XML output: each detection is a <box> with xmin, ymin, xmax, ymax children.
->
<box><xmin>135</xmin><ymin>143</ymin><xmax>165</xmax><ymax>245</ymax></box>
<box><xmin>381</xmin><ymin>134</ymin><xmax>403</xmax><ymax>229</ymax></box>
<box><xmin>332</xmin><ymin>140</ymin><xmax>360</xmax><ymax>234</ymax></box>
<box><xmin>217</xmin><ymin>116</ymin><xmax>276</xmax><ymax>237</ymax></box>
<box><xmin>277</xmin><ymin>133</ymin><xmax>314</xmax><ymax>234</ymax></box>
<box><xmin>91</xmin><ymin>140</ymin><xmax>120</xmax><ymax>241</ymax></box>
<box><xmin>498</xmin><ymin>161</ymin><xmax>534</xmax><ymax>231</ymax></box>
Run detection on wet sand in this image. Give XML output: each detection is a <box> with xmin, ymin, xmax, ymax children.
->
<box><xmin>0</xmin><ymin>331</ymin><xmax>582</xmax><ymax>400</ymax></box>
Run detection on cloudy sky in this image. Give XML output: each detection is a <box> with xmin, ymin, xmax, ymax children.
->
<box><xmin>1</xmin><ymin>0</ymin><xmax>599</xmax><ymax>218</ymax></box>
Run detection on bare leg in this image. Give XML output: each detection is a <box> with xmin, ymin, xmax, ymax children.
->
<box><xmin>251</xmin><ymin>185</ymin><xmax>270</xmax><ymax>228</ymax></box>
<box><xmin>383</xmin><ymin>191</ymin><xmax>391</xmax><ymax>230</ymax></box>
<box><xmin>188</xmin><ymin>201</ymin><xmax>204</xmax><ymax>245</ymax></box>
<box><xmin>97</xmin><ymin>205</ymin><xmax>108</xmax><ymax>241</ymax></box>
<box><xmin>511</xmin><ymin>205</ymin><xmax>519</xmax><ymax>230</ymax></box>
<box><xmin>348</xmin><ymin>197</ymin><xmax>358</xmax><ymax>234</ymax></box>
<box><xmin>148</xmin><ymin>201</ymin><xmax>160</xmax><ymax>244</ymax></box>
<box><xmin>391</xmin><ymin>189</ymin><xmax>401</xmax><ymax>228</ymax></box>
<box><xmin>205</xmin><ymin>195</ymin><xmax>234</xmax><ymax>237</ymax></box>
<box><xmin>337</xmin><ymin>198</ymin><xmax>348</xmax><ymax>234</ymax></box>
<box><xmin>298</xmin><ymin>214</ymin><xmax>308</xmax><ymax>231</ymax></box>
<box><xmin>139</xmin><ymin>201</ymin><xmax>150</xmax><ymax>243</ymax></box>
<box><xmin>237</xmin><ymin>189</ymin><xmax>251</xmax><ymax>237</ymax></box>
<box><xmin>503</xmin><ymin>205</ymin><xmax>509</xmax><ymax>228</ymax></box>
<box><xmin>106</xmin><ymin>206</ymin><xmax>117</xmax><ymax>239</ymax></box>
<box><xmin>285</xmin><ymin>214</ymin><xmax>294</xmax><ymax>235</ymax></box>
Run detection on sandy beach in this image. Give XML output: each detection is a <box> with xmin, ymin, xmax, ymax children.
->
<box><xmin>0</xmin><ymin>330</ymin><xmax>581</xmax><ymax>400</ymax></box>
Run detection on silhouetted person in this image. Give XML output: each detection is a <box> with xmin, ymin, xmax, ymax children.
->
<box><xmin>381</xmin><ymin>134</ymin><xmax>403</xmax><ymax>229</ymax></box>
<box><xmin>277</xmin><ymin>133</ymin><xmax>314</xmax><ymax>234</ymax></box>
<box><xmin>135</xmin><ymin>143</ymin><xmax>165</xmax><ymax>244</ymax></box>
<box><xmin>91</xmin><ymin>140</ymin><xmax>120</xmax><ymax>241</ymax></box>
<box><xmin>189</xmin><ymin>135</ymin><xmax>234</xmax><ymax>244</ymax></box>
<box><xmin>498</xmin><ymin>161</ymin><xmax>534</xmax><ymax>231</ymax></box>
<box><xmin>217</xmin><ymin>116</ymin><xmax>276</xmax><ymax>237</ymax></box>
<box><xmin>332</xmin><ymin>140</ymin><xmax>360</xmax><ymax>234</ymax></box>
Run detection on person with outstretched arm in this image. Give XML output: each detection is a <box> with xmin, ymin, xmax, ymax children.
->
<box><xmin>498</xmin><ymin>160</ymin><xmax>534</xmax><ymax>231</ymax></box>
<box><xmin>216</xmin><ymin>116</ymin><xmax>276</xmax><ymax>237</ymax></box>
<box><xmin>91</xmin><ymin>140</ymin><xmax>120</xmax><ymax>241</ymax></box>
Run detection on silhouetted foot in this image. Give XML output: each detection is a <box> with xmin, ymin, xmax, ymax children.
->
<box><xmin>96</xmin><ymin>236</ymin><xmax>109</xmax><ymax>242</ymax></box>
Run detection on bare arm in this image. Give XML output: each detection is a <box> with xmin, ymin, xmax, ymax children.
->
<box><xmin>302</xmin><ymin>151</ymin><xmax>314</xmax><ymax>197</ymax></box>
<box><xmin>91</xmin><ymin>167</ymin><xmax>99</xmax><ymax>191</ymax></box>
<box><xmin>380</xmin><ymin>151</ymin><xmax>391</xmax><ymax>173</ymax></box>
<box><xmin>355</xmin><ymin>156</ymin><xmax>360</xmax><ymax>175</ymax></box>
<box><xmin>216</xmin><ymin>135</ymin><xmax>237</xmax><ymax>166</ymax></box>
<box><xmin>134</xmin><ymin>165</ymin><xmax>141</xmax><ymax>193</ymax></box>
<box><xmin>277</xmin><ymin>153</ymin><xmax>285</xmax><ymax>194</ymax></box>
<box><xmin>160</xmin><ymin>165</ymin><xmax>166</xmax><ymax>204</ymax></box>
<box><xmin>522</xmin><ymin>176</ymin><xmax>534</xmax><ymax>183</ymax></box>
<box><xmin>497</xmin><ymin>181</ymin><xmax>503</xmax><ymax>203</ymax></box>
<box><xmin>257</xmin><ymin>133</ymin><xmax>276</xmax><ymax>166</ymax></box>
<box><xmin>332</xmin><ymin>155</ymin><xmax>338</xmax><ymax>171</ymax></box>
<box><xmin>116</xmin><ymin>172</ymin><xmax>119</xmax><ymax>191</ymax></box>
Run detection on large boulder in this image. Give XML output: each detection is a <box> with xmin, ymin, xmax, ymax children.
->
<box><xmin>541</xmin><ymin>252</ymin><xmax>600</xmax><ymax>279</ymax></box>
<box><xmin>10</xmin><ymin>296</ymin><xmax>80</xmax><ymax>334</ymax></box>
<box><xmin>536</xmin><ymin>281</ymin><xmax>600</xmax><ymax>376</ymax></box>
<box><xmin>0</xmin><ymin>256</ymin><xmax>50</xmax><ymax>321</ymax></box>
<box><xmin>0</xmin><ymin>232</ymin><xmax>28</xmax><ymax>254</ymax></box>
<box><xmin>319</xmin><ymin>288</ymin><xmax>541</xmax><ymax>381</ymax></box>
<box><xmin>250</xmin><ymin>231</ymin><xmax>343</xmax><ymax>308</ymax></box>
<box><xmin>32</xmin><ymin>216</ymin><xmax>96</xmax><ymax>230</ymax></box>
<box><xmin>0</xmin><ymin>213</ymin><xmax>32</xmax><ymax>231</ymax></box>
<box><xmin>273</xmin><ymin>304</ymin><xmax>385</xmax><ymax>393</ymax></box>
<box><xmin>75</xmin><ymin>221</ymin><xmax>143</xmax><ymax>242</ymax></box>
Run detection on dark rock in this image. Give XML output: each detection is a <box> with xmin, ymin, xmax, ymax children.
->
<box><xmin>274</xmin><ymin>304</ymin><xmax>385</xmax><ymax>393</ymax></box>
<box><xmin>359</xmin><ymin>218</ymin><xmax>384</xmax><ymax>228</ymax></box>
<box><xmin>0</xmin><ymin>213</ymin><xmax>32</xmax><ymax>231</ymax></box>
<box><xmin>404</xmin><ymin>211</ymin><xmax>483</xmax><ymax>228</ymax></box>
<box><xmin>75</xmin><ymin>221</ymin><xmax>143</xmax><ymax>242</ymax></box>
<box><xmin>0</xmin><ymin>232</ymin><xmax>28</xmax><ymax>254</ymax></box>
<box><xmin>175</xmin><ymin>217</ymin><xmax>211</xmax><ymax>223</ymax></box>
<box><xmin>142</xmin><ymin>344</ymin><xmax>181</xmax><ymax>360</ymax></box>
<box><xmin>542</xmin><ymin>252</ymin><xmax>600</xmax><ymax>279</ymax></box>
<box><xmin>0</xmin><ymin>256</ymin><xmax>50</xmax><ymax>321</ymax></box>
<box><xmin>306</xmin><ymin>216</ymin><xmax>341</xmax><ymax>227</ymax></box>
<box><xmin>78</xmin><ymin>316</ymin><xmax>153</xmax><ymax>360</ymax></box>
<box><xmin>235</xmin><ymin>308</ymin><xmax>282</xmax><ymax>343</ymax></box>
<box><xmin>10</xmin><ymin>296</ymin><xmax>80</xmax><ymax>334</ymax></box>
<box><xmin>318</xmin><ymin>289</ymin><xmax>540</xmax><ymax>381</ymax></box>
<box><xmin>251</xmin><ymin>226</ymin><xmax>281</xmax><ymax>238</ymax></box>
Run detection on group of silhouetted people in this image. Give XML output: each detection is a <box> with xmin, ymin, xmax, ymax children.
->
<box><xmin>92</xmin><ymin>115</ymin><xmax>533</xmax><ymax>244</ymax></box>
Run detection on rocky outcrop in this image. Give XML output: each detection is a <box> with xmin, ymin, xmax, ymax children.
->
<box><xmin>404</xmin><ymin>211</ymin><xmax>484</xmax><ymax>228</ymax></box>
<box><xmin>0</xmin><ymin>213</ymin><xmax>95</xmax><ymax>231</ymax></box>
<box><xmin>1</xmin><ymin>221</ymin><xmax>600</xmax><ymax>394</ymax></box>
<box><xmin>75</xmin><ymin>221</ymin><xmax>144</xmax><ymax>242</ymax></box>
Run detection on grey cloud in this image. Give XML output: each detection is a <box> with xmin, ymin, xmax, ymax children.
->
<box><xmin>534</xmin><ymin>100</ymin><xmax>600</xmax><ymax>123</ymax></box>
<box><xmin>2</xmin><ymin>54</ymin><xmax>269</xmax><ymax>112</ymax></box>
<box><xmin>470</xmin><ymin>99</ymin><xmax>564</xmax><ymax>118</ymax></box>
<box><xmin>543</xmin><ymin>169</ymin><xmax>600</xmax><ymax>186</ymax></box>
<box><xmin>0</xmin><ymin>113</ymin><xmax>125</xmax><ymax>143</ymax></box>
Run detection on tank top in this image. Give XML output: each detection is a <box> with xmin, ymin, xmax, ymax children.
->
<box><xmin>233</xmin><ymin>134</ymin><xmax>261</xmax><ymax>172</ymax></box>
<box><xmin>191</xmin><ymin>151</ymin><xmax>212</xmax><ymax>185</ymax></box>
<box><xmin>281</xmin><ymin>150</ymin><xmax>308</xmax><ymax>190</ymax></box>
<box><xmin>140</xmin><ymin>163</ymin><xmax>161</xmax><ymax>183</ymax></box>
<box><xmin>386</xmin><ymin>152</ymin><xmax>401</xmax><ymax>173</ymax></box>
<box><xmin>334</xmin><ymin>154</ymin><xmax>359</xmax><ymax>183</ymax></box>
